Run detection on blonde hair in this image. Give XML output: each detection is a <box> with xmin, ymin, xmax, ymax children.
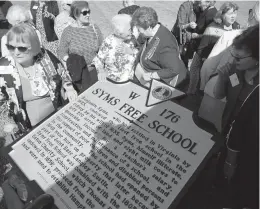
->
<box><xmin>7</xmin><ymin>23</ymin><xmax>41</xmax><ymax>57</ymax></box>
<box><xmin>6</xmin><ymin>5</ymin><xmax>32</xmax><ymax>26</ymax></box>
<box><xmin>112</xmin><ymin>14</ymin><xmax>132</xmax><ymax>36</ymax></box>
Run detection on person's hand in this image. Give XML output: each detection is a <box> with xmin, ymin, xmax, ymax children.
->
<box><xmin>223</xmin><ymin>161</ymin><xmax>236</xmax><ymax>181</ymax></box>
<box><xmin>189</xmin><ymin>22</ymin><xmax>197</xmax><ymax>29</ymax></box>
<box><xmin>116</xmin><ymin>44</ymin><xmax>133</xmax><ymax>55</ymax></box>
<box><xmin>65</xmin><ymin>89</ymin><xmax>77</xmax><ymax>102</ymax></box>
<box><xmin>191</xmin><ymin>33</ymin><xmax>200</xmax><ymax>39</ymax></box>
<box><xmin>98</xmin><ymin>72</ymin><xmax>107</xmax><ymax>81</ymax></box>
<box><xmin>142</xmin><ymin>72</ymin><xmax>152</xmax><ymax>81</ymax></box>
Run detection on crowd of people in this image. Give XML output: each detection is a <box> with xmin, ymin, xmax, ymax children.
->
<box><xmin>0</xmin><ymin>0</ymin><xmax>259</xmax><ymax>209</ymax></box>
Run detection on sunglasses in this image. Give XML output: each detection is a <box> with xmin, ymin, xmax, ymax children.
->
<box><xmin>81</xmin><ymin>10</ymin><xmax>91</xmax><ymax>16</ymax></box>
<box><xmin>6</xmin><ymin>44</ymin><xmax>30</xmax><ymax>53</ymax></box>
<box><xmin>66</xmin><ymin>4</ymin><xmax>71</xmax><ymax>6</ymax></box>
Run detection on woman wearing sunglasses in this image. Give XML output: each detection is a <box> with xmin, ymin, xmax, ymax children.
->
<box><xmin>0</xmin><ymin>23</ymin><xmax>77</xmax><ymax>131</ymax></box>
<box><xmin>213</xmin><ymin>25</ymin><xmax>259</xmax><ymax>132</ymax></box>
<box><xmin>1</xmin><ymin>5</ymin><xmax>42</xmax><ymax>57</ymax></box>
<box><xmin>58</xmin><ymin>1</ymin><xmax>103</xmax><ymax>93</ymax></box>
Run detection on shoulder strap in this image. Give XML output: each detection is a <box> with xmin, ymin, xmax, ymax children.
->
<box><xmin>92</xmin><ymin>24</ymin><xmax>99</xmax><ymax>41</ymax></box>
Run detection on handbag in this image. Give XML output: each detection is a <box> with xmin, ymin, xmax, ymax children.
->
<box><xmin>2</xmin><ymin>174</ymin><xmax>55</xmax><ymax>209</ymax></box>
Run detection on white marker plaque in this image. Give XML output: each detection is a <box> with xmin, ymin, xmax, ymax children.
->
<box><xmin>10</xmin><ymin>81</ymin><xmax>214</xmax><ymax>209</ymax></box>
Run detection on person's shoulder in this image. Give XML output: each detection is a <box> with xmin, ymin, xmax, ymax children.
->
<box><xmin>0</xmin><ymin>57</ymin><xmax>11</xmax><ymax>66</ymax></box>
<box><xmin>159</xmin><ymin>25</ymin><xmax>177</xmax><ymax>42</ymax></box>
<box><xmin>232</xmin><ymin>21</ymin><xmax>240</xmax><ymax>30</ymax></box>
<box><xmin>207</xmin><ymin>21</ymin><xmax>219</xmax><ymax>28</ymax></box>
<box><xmin>157</xmin><ymin>25</ymin><xmax>178</xmax><ymax>49</ymax></box>
<box><xmin>55</xmin><ymin>12</ymin><xmax>67</xmax><ymax>21</ymax></box>
<box><xmin>62</xmin><ymin>24</ymin><xmax>73</xmax><ymax>33</ymax></box>
<box><xmin>222</xmin><ymin>30</ymin><xmax>242</xmax><ymax>39</ymax></box>
<box><xmin>181</xmin><ymin>1</ymin><xmax>191</xmax><ymax>8</ymax></box>
<box><xmin>39</xmin><ymin>48</ymin><xmax>60</xmax><ymax>66</ymax></box>
<box><xmin>91</xmin><ymin>23</ymin><xmax>102</xmax><ymax>32</ymax></box>
<box><xmin>207</xmin><ymin>7</ymin><xmax>217</xmax><ymax>15</ymax></box>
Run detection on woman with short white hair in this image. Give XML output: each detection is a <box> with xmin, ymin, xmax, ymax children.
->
<box><xmin>54</xmin><ymin>0</ymin><xmax>76</xmax><ymax>39</ymax></box>
<box><xmin>1</xmin><ymin>5</ymin><xmax>41</xmax><ymax>57</ymax></box>
<box><xmin>92</xmin><ymin>14</ymin><xmax>138</xmax><ymax>82</ymax></box>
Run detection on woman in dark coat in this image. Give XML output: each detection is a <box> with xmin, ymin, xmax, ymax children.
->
<box><xmin>224</xmin><ymin>85</ymin><xmax>259</xmax><ymax>209</ymax></box>
<box><xmin>131</xmin><ymin>7</ymin><xmax>187</xmax><ymax>88</ymax></box>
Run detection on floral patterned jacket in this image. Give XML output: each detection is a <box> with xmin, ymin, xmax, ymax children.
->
<box><xmin>92</xmin><ymin>34</ymin><xmax>138</xmax><ymax>82</ymax></box>
<box><xmin>0</xmin><ymin>49</ymin><xmax>72</xmax><ymax>112</ymax></box>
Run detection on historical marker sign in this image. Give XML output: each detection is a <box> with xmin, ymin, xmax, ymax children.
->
<box><xmin>10</xmin><ymin>81</ymin><xmax>214</xmax><ymax>209</ymax></box>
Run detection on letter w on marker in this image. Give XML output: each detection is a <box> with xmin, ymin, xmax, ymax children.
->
<box><xmin>129</xmin><ymin>91</ymin><xmax>140</xmax><ymax>100</ymax></box>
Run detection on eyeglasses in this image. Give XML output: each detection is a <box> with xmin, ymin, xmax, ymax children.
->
<box><xmin>81</xmin><ymin>10</ymin><xmax>91</xmax><ymax>16</ymax></box>
<box><xmin>66</xmin><ymin>4</ymin><xmax>71</xmax><ymax>6</ymax></box>
<box><xmin>6</xmin><ymin>44</ymin><xmax>30</xmax><ymax>53</ymax></box>
<box><xmin>230</xmin><ymin>46</ymin><xmax>252</xmax><ymax>61</ymax></box>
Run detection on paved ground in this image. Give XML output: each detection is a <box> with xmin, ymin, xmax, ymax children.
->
<box><xmin>14</xmin><ymin>1</ymin><xmax>256</xmax><ymax>38</ymax></box>
<box><xmin>0</xmin><ymin>1</ymin><xmax>257</xmax><ymax>209</ymax></box>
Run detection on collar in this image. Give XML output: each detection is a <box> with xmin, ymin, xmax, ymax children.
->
<box><xmin>223</xmin><ymin>24</ymin><xmax>233</xmax><ymax>31</ymax></box>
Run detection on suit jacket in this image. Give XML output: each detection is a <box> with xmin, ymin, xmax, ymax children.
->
<box><xmin>226</xmin><ymin>85</ymin><xmax>259</xmax><ymax>208</ymax></box>
<box><xmin>139</xmin><ymin>24</ymin><xmax>187</xmax><ymax>87</ymax></box>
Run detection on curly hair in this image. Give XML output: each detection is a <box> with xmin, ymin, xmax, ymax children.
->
<box><xmin>214</xmin><ymin>2</ymin><xmax>239</xmax><ymax>24</ymax></box>
<box><xmin>233</xmin><ymin>24</ymin><xmax>259</xmax><ymax>60</ymax></box>
<box><xmin>6</xmin><ymin>5</ymin><xmax>32</xmax><ymax>26</ymax></box>
<box><xmin>131</xmin><ymin>7</ymin><xmax>158</xmax><ymax>30</ymax></box>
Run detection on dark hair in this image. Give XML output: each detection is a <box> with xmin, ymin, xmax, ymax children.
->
<box><xmin>131</xmin><ymin>7</ymin><xmax>158</xmax><ymax>30</ymax></box>
<box><xmin>1</xmin><ymin>86</ymin><xmax>9</xmax><ymax>100</ymax></box>
<box><xmin>214</xmin><ymin>2</ymin><xmax>239</xmax><ymax>24</ymax></box>
<box><xmin>233</xmin><ymin>24</ymin><xmax>259</xmax><ymax>60</ymax></box>
<box><xmin>70</xmin><ymin>1</ymin><xmax>89</xmax><ymax>20</ymax></box>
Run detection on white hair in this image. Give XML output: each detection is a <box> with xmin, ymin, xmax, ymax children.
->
<box><xmin>6</xmin><ymin>5</ymin><xmax>32</xmax><ymax>26</ymax></box>
<box><xmin>123</xmin><ymin>0</ymin><xmax>136</xmax><ymax>7</ymax></box>
<box><xmin>111</xmin><ymin>14</ymin><xmax>132</xmax><ymax>36</ymax></box>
